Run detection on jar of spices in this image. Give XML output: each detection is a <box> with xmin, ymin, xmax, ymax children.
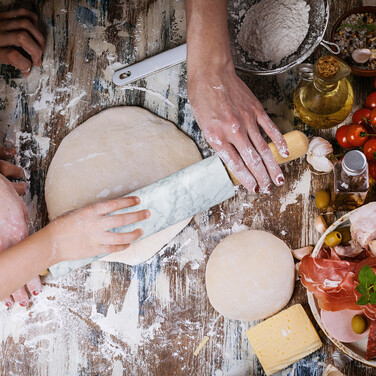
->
<box><xmin>332</xmin><ymin>150</ymin><xmax>369</xmax><ymax>211</ymax></box>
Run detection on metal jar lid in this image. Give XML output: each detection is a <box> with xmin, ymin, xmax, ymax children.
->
<box><xmin>342</xmin><ymin>150</ymin><xmax>367</xmax><ymax>176</ymax></box>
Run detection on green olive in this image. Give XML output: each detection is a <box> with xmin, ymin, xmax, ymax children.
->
<box><xmin>338</xmin><ymin>227</ymin><xmax>351</xmax><ymax>244</ymax></box>
<box><xmin>315</xmin><ymin>190</ymin><xmax>330</xmax><ymax>210</ymax></box>
<box><xmin>324</xmin><ymin>231</ymin><xmax>342</xmax><ymax>247</ymax></box>
<box><xmin>351</xmin><ymin>314</ymin><xmax>367</xmax><ymax>334</ymax></box>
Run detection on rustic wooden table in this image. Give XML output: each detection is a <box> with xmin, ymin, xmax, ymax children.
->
<box><xmin>1</xmin><ymin>0</ymin><xmax>376</xmax><ymax>375</ymax></box>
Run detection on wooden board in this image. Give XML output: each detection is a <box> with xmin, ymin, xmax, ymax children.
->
<box><xmin>1</xmin><ymin>0</ymin><xmax>376</xmax><ymax>375</ymax></box>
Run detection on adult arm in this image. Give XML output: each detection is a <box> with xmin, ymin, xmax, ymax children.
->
<box><xmin>185</xmin><ymin>0</ymin><xmax>288</xmax><ymax>193</ymax></box>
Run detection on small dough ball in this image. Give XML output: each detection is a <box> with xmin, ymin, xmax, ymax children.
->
<box><xmin>205</xmin><ymin>230</ymin><xmax>295</xmax><ymax>321</ymax></box>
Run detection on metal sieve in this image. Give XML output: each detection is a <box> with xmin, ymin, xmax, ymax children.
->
<box><xmin>228</xmin><ymin>0</ymin><xmax>340</xmax><ymax>75</ymax></box>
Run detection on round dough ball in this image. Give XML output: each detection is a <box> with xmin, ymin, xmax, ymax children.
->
<box><xmin>205</xmin><ymin>230</ymin><xmax>295</xmax><ymax>321</ymax></box>
<box><xmin>45</xmin><ymin>106</ymin><xmax>202</xmax><ymax>265</ymax></box>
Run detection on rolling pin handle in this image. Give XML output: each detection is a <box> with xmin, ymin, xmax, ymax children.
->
<box><xmin>225</xmin><ymin>130</ymin><xmax>309</xmax><ymax>186</ymax></box>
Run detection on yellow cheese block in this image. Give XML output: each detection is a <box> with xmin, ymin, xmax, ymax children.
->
<box><xmin>246</xmin><ymin>304</ymin><xmax>322</xmax><ymax>376</ymax></box>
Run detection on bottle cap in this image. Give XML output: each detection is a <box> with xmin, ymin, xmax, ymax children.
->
<box><xmin>317</xmin><ymin>56</ymin><xmax>339</xmax><ymax>78</ymax></box>
<box><xmin>342</xmin><ymin>150</ymin><xmax>367</xmax><ymax>176</ymax></box>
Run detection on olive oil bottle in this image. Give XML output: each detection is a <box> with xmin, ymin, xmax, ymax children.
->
<box><xmin>294</xmin><ymin>56</ymin><xmax>354</xmax><ymax>130</ymax></box>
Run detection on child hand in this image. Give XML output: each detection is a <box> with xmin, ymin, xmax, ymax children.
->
<box><xmin>0</xmin><ymin>146</ymin><xmax>26</xmax><ymax>195</ymax></box>
<box><xmin>47</xmin><ymin>196</ymin><xmax>150</xmax><ymax>263</ymax></box>
<box><xmin>0</xmin><ymin>8</ymin><xmax>45</xmax><ymax>76</ymax></box>
<box><xmin>0</xmin><ymin>174</ymin><xmax>42</xmax><ymax>307</ymax></box>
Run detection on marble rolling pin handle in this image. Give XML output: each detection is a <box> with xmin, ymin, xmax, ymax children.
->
<box><xmin>227</xmin><ymin>130</ymin><xmax>309</xmax><ymax>185</ymax></box>
<box><xmin>113</xmin><ymin>44</ymin><xmax>187</xmax><ymax>86</ymax></box>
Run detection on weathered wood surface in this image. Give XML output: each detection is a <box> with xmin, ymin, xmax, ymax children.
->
<box><xmin>0</xmin><ymin>0</ymin><xmax>375</xmax><ymax>375</ymax></box>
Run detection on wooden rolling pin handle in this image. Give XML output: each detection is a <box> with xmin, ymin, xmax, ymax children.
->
<box><xmin>227</xmin><ymin>130</ymin><xmax>309</xmax><ymax>186</ymax></box>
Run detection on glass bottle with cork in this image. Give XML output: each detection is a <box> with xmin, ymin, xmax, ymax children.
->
<box><xmin>332</xmin><ymin>150</ymin><xmax>369</xmax><ymax>211</ymax></box>
<box><xmin>294</xmin><ymin>55</ymin><xmax>354</xmax><ymax>129</ymax></box>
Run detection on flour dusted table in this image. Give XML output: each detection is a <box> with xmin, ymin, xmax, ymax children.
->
<box><xmin>0</xmin><ymin>0</ymin><xmax>375</xmax><ymax>375</ymax></box>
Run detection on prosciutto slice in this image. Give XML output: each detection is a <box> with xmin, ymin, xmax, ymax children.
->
<box><xmin>299</xmin><ymin>255</ymin><xmax>359</xmax><ymax>311</ymax></box>
<box><xmin>300</xmin><ymin>255</ymin><xmax>376</xmax><ymax>319</ymax></box>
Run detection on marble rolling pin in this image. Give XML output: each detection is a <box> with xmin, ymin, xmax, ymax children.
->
<box><xmin>49</xmin><ymin>130</ymin><xmax>309</xmax><ymax>277</ymax></box>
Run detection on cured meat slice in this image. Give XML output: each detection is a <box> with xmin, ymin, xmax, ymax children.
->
<box><xmin>299</xmin><ymin>256</ymin><xmax>359</xmax><ymax>311</ymax></box>
<box><xmin>350</xmin><ymin>202</ymin><xmax>376</xmax><ymax>248</ymax></box>
<box><xmin>366</xmin><ymin>320</ymin><xmax>376</xmax><ymax>360</ymax></box>
<box><xmin>334</xmin><ymin>240</ymin><xmax>364</xmax><ymax>258</ymax></box>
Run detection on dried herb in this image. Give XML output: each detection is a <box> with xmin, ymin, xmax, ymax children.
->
<box><xmin>337</xmin><ymin>19</ymin><xmax>376</xmax><ymax>33</ymax></box>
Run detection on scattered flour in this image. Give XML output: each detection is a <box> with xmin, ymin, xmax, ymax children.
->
<box><xmin>238</xmin><ymin>0</ymin><xmax>310</xmax><ymax>64</ymax></box>
<box><xmin>280</xmin><ymin>169</ymin><xmax>311</xmax><ymax>212</ymax></box>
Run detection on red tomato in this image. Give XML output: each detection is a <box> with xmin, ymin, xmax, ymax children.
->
<box><xmin>346</xmin><ymin>124</ymin><xmax>369</xmax><ymax>147</ymax></box>
<box><xmin>364</xmin><ymin>139</ymin><xmax>376</xmax><ymax>161</ymax></box>
<box><xmin>336</xmin><ymin>125</ymin><xmax>352</xmax><ymax>148</ymax></box>
<box><xmin>369</xmin><ymin>108</ymin><xmax>376</xmax><ymax>126</ymax></box>
<box><xmin>369</xmin><ymin>160</ymin><xmax>376</xmax><ymax>180</ymax></box>
<box><xmin>366</xmin><ymin>92</ymin><xmax>376</xmax><ymax>110</ymax></box>
<box><xmin>352</xmin><ymin>108</ymin><xmax>371</xmax><ymax>125</ymax></box>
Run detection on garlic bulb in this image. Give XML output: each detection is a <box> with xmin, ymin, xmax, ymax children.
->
<box><xmin>307</xmin><ymin>137</ymin><xmax>334</xmax><ymax>173</ymax></box>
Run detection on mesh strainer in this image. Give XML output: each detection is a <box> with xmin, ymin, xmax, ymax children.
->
<box><xmin>228</xmin><ymin>0</ymin><xmax>339</xmax><ymax>75</ymax></box>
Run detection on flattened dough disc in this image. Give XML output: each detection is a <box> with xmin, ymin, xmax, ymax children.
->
<box><xmin>205</xmin><ymin>230</ymin><xmax>295</xmax><ymax>321</ymax></box>
<box><xmin>45</xmin><ymin>106</ymin><xmax>202</xmax><ymax>265</ymax></box>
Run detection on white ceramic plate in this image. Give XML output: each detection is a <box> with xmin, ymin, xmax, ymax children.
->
<box><xmin>307</xmin><ymin>210</ymin><xmax>376</xmax><ymax>367</ymax></box>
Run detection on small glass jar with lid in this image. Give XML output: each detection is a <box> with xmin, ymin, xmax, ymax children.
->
<box><xmin>332</xmin><ymin>150</ymin><xmax>369</xmax><ymax>211</ymax></box>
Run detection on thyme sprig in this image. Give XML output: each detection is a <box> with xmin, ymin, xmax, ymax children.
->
<box><xmin>337</xmin><ymin>18</ymin><xmax>376</xmax><ymax>33</ymax></box>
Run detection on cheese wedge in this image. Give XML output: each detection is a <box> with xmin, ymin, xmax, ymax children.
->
<box><xmin>246</xmin><ymin>304</ymin><xmax>322</xmax><ymax>375</ymax></box>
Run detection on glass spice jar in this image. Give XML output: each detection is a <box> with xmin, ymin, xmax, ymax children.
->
<box><xmin>332</xmin><ymin>150</ymin><xmax>369</xmax><ymax>211</ymax></box>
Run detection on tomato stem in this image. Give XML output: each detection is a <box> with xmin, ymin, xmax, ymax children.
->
<box><xmin>359</xmin><ymin>132</ymin><xmax>376</xmax><ymax>137</ymax></box>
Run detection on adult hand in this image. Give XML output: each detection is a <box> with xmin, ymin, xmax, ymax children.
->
<box><xmin>185</xmin><ymin>0</ymin><xmax>289</xmax><ymax>193</ymax></box>
<box><xmin>0</xmin><ymin>8</ymin><xmax>45</xmax><ymax>76</ymax></box>
<box><xmin>48</xmin><ymin>196</ymin><xmax>150</xmax><ymax>263</ymax></box>
<box><xmin>0</xmin><ymin>173</ymin><xmax>41</xmax><ymax>307</ymax></box>
<box><xmin>188</xmin><ymin>65</ymin><xmax>289</xmax><ymax>194</ymax></box>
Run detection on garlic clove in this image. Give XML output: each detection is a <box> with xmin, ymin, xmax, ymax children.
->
<box><xmin>369</xmin><ymin>240</ymin><xmax>376</xmax><ymax>257</ymax></box>
<box><xmin>351</xmin><ymin>48</ymin><xmax>371</xmax><ymax>64</ymax></box>
<box><xmin>291</xmin><ymin>246</ymin><xmax>313</xmax><ymax>260</ymax></box>
<box><xmin>307</xmin><ymin>137</ymin><xmax>334</xmax><ymax>173</ymax></box>
<box><xmin>315</xmin><ymin>214</ymin><xmax>328</xmax><ymax>233</ymax></box>
<box><xmin>307</xmin><ymin>155</ymin><xmax>334</xmax><ymax>173</ymax></box>
<box><xmin>295</xmin><ymin>262</ymin><xmax>301</xmax><ymax>280</ymax></box>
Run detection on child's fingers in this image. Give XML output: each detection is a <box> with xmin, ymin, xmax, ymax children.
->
<box><xmin>104</xmin><ymin>209</ymin><xmax>150</xmax><ymax>230</ymax></box>
<box><xmin>103</xmin><ymin>228</ymin><xmax>143</xmax><ymax>245</ymax></box>
<box><xmin>0</xmin><ymin>160</ymin><xmax>24</xmax><ymax>178</ymax></box>
<box><xmin>101</xmin><ymin>244</ymin><xmax>130</xmax><ymax>254</ymax></box>
<box><xmin>12</xmin><ymin>181</ymin><xmax>27</xmax><ymax>196</ymax></box>
<box><xmin>11</xmin><ymin>286</ymin><xmax>29</xmax><ymax>307</ymax></box>
<box><xmin>95</xmin><ymin>196</ymin><xmax>141</xmax><ymax>215</ymax></box>
<box><xmin>2</xmin><ymin>296</ymin><xmax>14</xmax><ymax>308</ymax></box>
<box><xmin>0</xmin><ymin>146</ymin><xmax>16</xmax><ymax>159</ymax></box>
<box><xmin>26</xmin><ymin>276</ymin><xmax>42</xmax><ymax>296</ymax></box>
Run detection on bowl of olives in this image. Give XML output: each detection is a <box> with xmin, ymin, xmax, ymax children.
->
<box><xmin>307</xmin><ymin>210</ymin><xmax>376</xmax><ymax>367</ymax></box>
